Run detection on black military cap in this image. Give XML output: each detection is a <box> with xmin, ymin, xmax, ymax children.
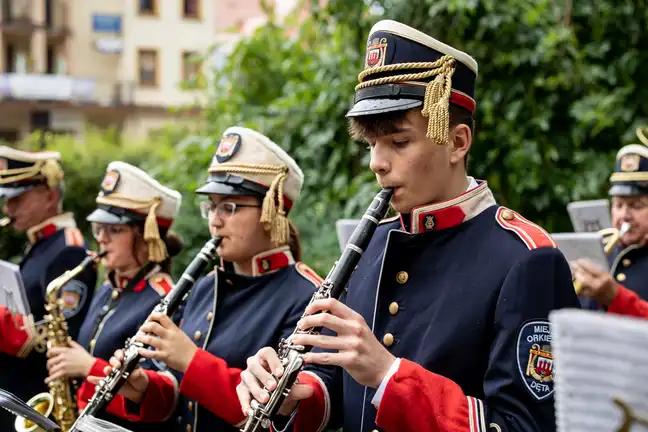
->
<box><xmin>609</xmin><ymin>144</ymin><xmax>648</xmax><ymax>196</ymax></box>
<box><xmin>0</xmin><ymin>146</ymin><xmax>64</xmax><ymax>199</ymax></box>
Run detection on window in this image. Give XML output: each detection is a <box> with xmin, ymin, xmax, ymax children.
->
<box><xmin>182</xmin><ymin>0</ymin><xmax>200</xmax><ymax>19</ymax></box>
<box><xmin>137</xmin><ymin>49</ymin><xmax>158</xmax><ymax>87</ymax></box>
<box><xmin>139</xmin><ymin>0</ymin><xmax>157</xmax><ymax>16</ymax></box>
<box><xmin>182</xmin><ymin>51</ymin><xmax>202</xmax><ymax>81</ymax></box>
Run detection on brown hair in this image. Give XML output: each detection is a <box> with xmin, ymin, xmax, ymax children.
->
<box><xmin>130</xmin><ymin>225</ymin><xmax>185</xmax><ymax>274</ymax></box>
<box><xmin>287</xmin><ymin>219</ymin><xmax>302</xmax><ymax>262</ymax></box>
<box><xmin>348</xmin><ymin>105</ymin><xmax>476</xmax><ymax>167</ymax></box>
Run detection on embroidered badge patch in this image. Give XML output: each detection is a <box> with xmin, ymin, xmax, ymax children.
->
<box><xmin>215</xmin><ymin>133</ymin><xmax>242</xmax><ymax>163</ymax></box>
<box><xmin>61</xmin><ymin>280</ymin><xmax>88</xmax><ymax>319</ymax></box>
<box><xmin>423</xmin><ymin>214</ymin><xmax>436</xmax><ymax>231</ymax></box>
<box><xmin>101</xmin><ymin>170</ymin><xmax>120</xmax><ymax>195</ymax></box>
<box><xmin>517</xmin><ymin>320</ymin><xmax>554</xmax><ymax>401</ymax></box>
<box><xmin>365</xmin><ymin>37</ymin><xmax>388</xmax><ymax>69</ymax></box>
<box><xmin>620</xmin><ymin>154</ymin><xmax>641</xmax><ymax>172</ymax></box>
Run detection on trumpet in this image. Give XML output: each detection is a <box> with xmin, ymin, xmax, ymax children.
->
<box><xmin>15</xmin><ymin>251</ymin><xmax>106</xmax><ymax>432</ymax></box>
<box><xmin>573</xmin><ymin>222</ymin><xmax>631</xmax><ymax>295</ymax></box>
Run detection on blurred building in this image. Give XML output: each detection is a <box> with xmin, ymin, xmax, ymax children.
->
<box><xmin>0</xmin><ymin>0</ymin><xmax>216</xmax><ymax>143</ymax></box>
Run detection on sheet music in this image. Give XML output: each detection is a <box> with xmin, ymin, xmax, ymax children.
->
<box><xmin>0</xmin><ymin>259</ymin><xmax>30</xmax><ymax>316</ymax></box>
<box><xmin>551</xmin><ymin>232</ymin><xmax>610</xmax><ymax>273</ymax></box>
<box><xmin>567</xmin><ymin>199</ymin><xmax>612</xmax><ymax>232</ymax></box>
<box><xmin>335</xmin><ymin>219</ymin><xmax>361</xmax><ymax>253</ymax></box>
<box><xmin>73</xmin><ymin>415</ymin><xmax>134</xmax><ymax>432</ymax></box>
<box><xmin>551</xmin><ymin>309</ymin><xmax>648</xmax><ymax>432</ymax></box>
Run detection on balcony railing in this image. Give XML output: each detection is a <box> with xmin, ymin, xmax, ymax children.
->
<box><xmin>0</xmin><ymin>73</ymin><xmax>136</xmax><ymax>107</ymax></box>
<box><xmin>0</xmin><ymin>0</ymin><xmax>32</xmax><ymax>25</ymax></box>
<box><xmin>0</xmin><ymin>0</ymin><xmax>70</xmax><ymax>36</ymax></box>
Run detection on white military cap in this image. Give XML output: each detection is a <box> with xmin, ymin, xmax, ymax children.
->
<box><xmin>0</xmin><ymin>146</ymin><xmax>64</xmax><ymax>199</ymax></box>
<box><xmin>196</xmin><ymin>126</ymin><xmax>304</xmax><ymax>245</ymax></box>
<box><xmin>87</xmin><ymin>161</ymin><xmax>182</xmax><ymax>263</ymax></box>
<box><xmin>551</xmin><ymin>309</ymin><xmax>648</xmax><ymax>432</ymax></box>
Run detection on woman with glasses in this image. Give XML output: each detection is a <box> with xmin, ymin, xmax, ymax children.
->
<box><xmin>91</xmin><ymin>127</ymin><xmax>321</xmax><ymax>432</ymax></box>
<box><xmin>45</xmin><ymin>161</ymin><xmax>183</xmax><ymax>431</ymax></box>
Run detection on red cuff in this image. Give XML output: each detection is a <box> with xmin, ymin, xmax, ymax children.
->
<box><xmin>107</xmin><ymin>369</ymin><xmax>178</xmax><ymax>422</ymax></box>
<box><xmin>376</xmin><ymin>358</ymin><xmax>474</xmax><ymax>432</ymax></box>
<box><xmin>609</xmin><ymin>285</ymin><xmax>648</xmax><ymax>318</ymax></box>
<box><xmin>0</xmin><ymin>306</ymin><xmax>35</xmax><ymax>358</ymax></box>
<box><xmin>293</xmin><ymin>371</ymin><xmax>329</xmax><ymax>432</ymax></box>
<box><xmin>77</xmin><ymin>358</ymin><xmax>110</xmax><ymax>410</ymax></box>
<box><xmin>179</xmin><ymin>348</ymin><xmax>245</xmax><ymax>426</ymax></box>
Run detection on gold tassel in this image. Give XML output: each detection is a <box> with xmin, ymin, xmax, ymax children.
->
<box><xmin>421</xmin><ymin>60</ymin><xmax>455</xmax><ymax>146</ymax></box>
<box><xmin>39</xmin><ymin>159</ymin><xmax>64</xmax><ymax>189</ymax></box>
<box><xmin>143</xmin><ymin>198</ymin><xmax>167</xmax><ymax>262</ymax></box>
<box><xmin>259</xmin><ymin>168</ymin><xmax>290</xmax><ymax>246</ymax></box>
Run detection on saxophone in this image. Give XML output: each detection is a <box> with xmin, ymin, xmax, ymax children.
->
<box><xmin>15</xmin><ymin>252</ymin><xmax>105</xmax><ymax>432</ymax></box>
<box><xmin>241</xmin><ymin>188</ymin><xmax>394</xmax><ymax>431</ymax></box>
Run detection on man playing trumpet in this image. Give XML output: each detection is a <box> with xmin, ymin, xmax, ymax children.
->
<box><xmin>575</xmin><ymin>142</ymin><xmax>648</xmax><ymax>318</ymax></box>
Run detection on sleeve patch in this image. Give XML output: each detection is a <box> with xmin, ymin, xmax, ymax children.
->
<box><xmin>496</xmin><ymin>207</ymin><xmax>557</xmax><ymax>249</ymax></box>
<box><xmin>149</xmin><ymin>273</ymin><xmax>174</xmax><ymax>297</ymax></box>
<box><xmin>64</xmin><ymin>227</ymin><xmax>85</xmax><ymax>247</ymax></box>
<box><xmin>295</xmin><ymin>262</ymin><xmax>323</xmax><ymax>287</ymax></box>
<box><xmin>61</xmin><ymin>279</ymin><xmax>88</xmax><ymax>319</ymax></box>
<box><xmin>516</xmin><ymin>320</ymin><xmax>554</xmax><ymax>401</ymax></box>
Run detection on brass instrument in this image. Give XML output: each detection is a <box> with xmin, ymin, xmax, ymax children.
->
<box><xmin>615</xmin><ymin>398</ymin><xmax>648</xmax><ymax>432</ymax></box>
<box><xmin>1</xmin><ymin>216</ymin><xmax>14</xmax><ymax>229</ymax></box>
<box><xmin>15</xmin><ymin>252</ymin><xmax>105</xmax><ymax>432</ymax></box>
<box><xmin>574</xmin><ymin>222</ymin><xmax>631</xmax><ymax>295</ymax></box>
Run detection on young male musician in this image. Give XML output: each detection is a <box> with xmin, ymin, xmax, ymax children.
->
<box><xmin>0</xmin><ymin>147</ymin><xmax>96</xmax><ymax>430</ymax></box>
<box><xmin>237</xmin><ymin>20</ymin><xmax>580</xmax><ymax>432</ymax></box>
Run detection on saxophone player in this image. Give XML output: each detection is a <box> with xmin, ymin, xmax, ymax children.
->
<box><xmin>0</xmin><ymin>147</ymin><xmax>96</xmax><ymax>431</ymax></box>
<box><xmin>238</xmin><ymin>20</ymin><xmax>580</xmax><ymax>432</ymax></box>
<box><xmin>574</xmin><ymin>143</ymin><xmax>648</xmax><ymax>318</ymax></box>
<box><xmin>44</xmin><ymin>162</ymin><xmax>184</xmax><ymax>432</ymax></box>
<box><xmin>90</xmin><ymin>127</ymin><xmax>321</xmax><ymax>432</ymax></box>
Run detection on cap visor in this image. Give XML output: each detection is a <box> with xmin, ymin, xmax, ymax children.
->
<box><xmin>609</xmin><ymin>184</ymin><xmax>648</xmax><ymax>197</ymax></box>
<box><xmin>346</xmin><ymin>98</ymin><xmax>423</xmax><ymax>118</ymax></box>
<box><xmin>196</xmin><ymin>181</ymin><xmax>259</xmax><ymax>196</ymax></box>
<box><xmin>0</xmin><ymin>186</ymin><xmax>31</xmax><ymax>199</ymax></box>
<box><xmin>87</xmin><ymin>208</ymin><xmax>130</xmax><ymax>224</ymax></box>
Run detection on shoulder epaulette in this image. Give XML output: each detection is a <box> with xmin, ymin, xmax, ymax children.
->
<box><xmin>63</xmin><ymin>227</ymin><xmax>84</xmax><ymax>247</ymax></box>
<box><xmin>149</xmin><ymin>273</ymin><xmax>174</xmax><ymax>296</ymax></box>
<box><xmin>378</xmin><ymin>215</ymin><xmax>400</xmax><ymax>225</ymax></box>
<box><xmin>495</xmin><ymin>207</ymin><xmax>557</xmax><ymax>250</ymax></box>
<box><xmin>295</xmin><ymin>262</ymin><xmax>323</xmax><ymax>287</ymax></box>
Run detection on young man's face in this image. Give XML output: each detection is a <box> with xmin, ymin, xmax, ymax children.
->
<box><xmin>365</xmin><ymin>109</ymin><xmax>469</xmax><ymax>213</ymax></box>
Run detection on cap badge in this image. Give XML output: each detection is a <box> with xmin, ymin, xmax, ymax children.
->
<box><xmin>620</xmin><ymin>154</ymin><xmax>640</xmax><ymax>172</ymax></box>
<box><xmin>365</xmin><ymin>37</ymin><xmax>388</xmax><ymax>69</ymax></box>
<box><xmin>101</xmin><ymin>170</ymin><xmax>120</xmax><ymax>195</ymax></box>
<box><xmin>215</xmin><ymin>133</ymin><xmax>242</xmax><ymax>163</ymax></box>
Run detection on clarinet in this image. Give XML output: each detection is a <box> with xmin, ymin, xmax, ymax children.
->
<box><xmin>241</xmin><ymin>188</ymin><xmax>394</xmax><ymax>432</ymax></box>
<box><xmin>70</xmin><ymin>236</ymin><xmax>222</xmax><ymax>431</ymax></box>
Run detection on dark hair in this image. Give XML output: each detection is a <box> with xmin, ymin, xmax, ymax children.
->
<box><xmin>348</xmin><ymin>105</ymin><xmax>476</xmax><ymax>167</ymax></box>
<box><xmin>130</xmin><ymin>224</ymin><xmax>185</xmax><ymax>274</ymax></box>
<box><xmin>287</xmin><ymin>219</ymin><xmax>302</xmax><ymax>262</ymax></box>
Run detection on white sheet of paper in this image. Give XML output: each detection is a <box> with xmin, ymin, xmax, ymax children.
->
<box><xmin>0</xmin><ymin>260</ymin><xmax>29</xmax><ymax>316</ymax></box>
<box><xmin>567</xmin><ymin>199</ymin><xmax>612</xmax><ymax>232</ymax></box>
<box><xmin>551</xmin><ymin>232</ymin><xmax>610</xmax><ymax>272</ymax></box>
<box><xmin>336</xmin><ymin>219</ymin><xmax>361</xmax><ymax>253</ymax></box>
<box><xmin>551</xmin><ymin>309</ymin><xmax>648</xmax><ymax>432</ymax></box>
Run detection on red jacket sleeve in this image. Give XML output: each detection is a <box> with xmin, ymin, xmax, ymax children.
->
<box><xmin>107</xmin><ymin>369</ymin><xmax>178</xmax><ymax>422</ymax></box>
<box><xmin>76</xmin><ymin>357</ymin><xmax>110</xmax><ymax>410</ymax></box>
<box><xmin>291</xmin><ymin>371</ymin><xmax>332</xmax><ymax>432</ymax></box>
<box><xmin>179</xmin><ymin>348</ymin><xmax>246</xmax><ymax>426</ymax></box>
<box><xmin>608</xmin><ymin>285</ymin><xmax>648</xmax><ymax>318</ymax></box>
<box><xmin>0</xmin><ymin>306</ymin><xmax>36</xmax><ymax>358</ymax></box>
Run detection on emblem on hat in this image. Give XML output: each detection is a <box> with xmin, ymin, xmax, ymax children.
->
<box><xmin>365</xmin><ymin>37</ymin><xmax>388</xmax><ymax>69</ymax></box>
<box><xmin>620</xmin><ymin>154</ymin><xmax>641</xmax><ymax>172</ymax></box>
<box><xmin>101</xmin><ymin>170</ymin><xmax>120</xmax><ymax>195</ymax></box>
<box><xmin>215</xmin><ymin>133</ymin><xmax>242</xmax><ymax>163</ymax></box>
<box><xmin>517</xmin><ymin>320</ymin><xmax>554</xmax><ymax>401</ymax></box>
<box><xmin>0</xmin><ymin>158</ymin><xmax>7</xmax><ymax>171</ymax></box>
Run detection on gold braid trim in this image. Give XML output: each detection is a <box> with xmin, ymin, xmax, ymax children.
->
<box><xmin>96</xmin><ymin>193</ymin><xmax>167</xmax><ymax>262</ymax></box>
<box><xmin>355</xmin><ymin>56</ymin><xmax>457</xmax><ymax>146</ymax></box>
<box><xmin>637</xmin><ymin>126</ymin><xmax>648</xmax><ymax>147</ymax></box>
<box><xmin>0</xmin><ymin>159</ymin><xmax>63</xmax><ymax>189</ymax></box>
<box><xmin>209</xmin><ymin>163</ymin><xmax>290</xmax><ymax>246</ymax></box>
<box><xmin>610</xmin><ymin>172</ymin><xmax>648</xmax><ymax>182</ymax></box>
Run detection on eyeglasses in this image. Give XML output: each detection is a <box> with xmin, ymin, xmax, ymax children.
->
<box><xmin>91</xmin><ymin>223</ymin><xmax>129</xmax><ymax>239</ymax></box>
<box><xmin>199</xmin><ymin>201</ymin><xmax>261</xmax><ymax>220</ymax></box>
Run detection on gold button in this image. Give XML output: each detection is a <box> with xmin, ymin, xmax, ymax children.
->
<box><xmin>186</xmin><ymin>425</ymin><xmax>192</xmax><ymax>432</ymax></box>
<box><xmin>111</xmin><ymin>290</ymin><xmax>119</xmax><ymax>300</ymax></box>
<box><xmin>501</xmin><ymin>209</ymin><xmax>514</xmax><ymax>220</ymax></box>
<box><xmin>225</xmin><ymin>279</ymin><xmax>233</xmax><ymax>285</ymax></box>
<box><xmin>396</xmin><ymin>271</ymin><xmax>408</xmax><ymax>284</ymax></box>
<box><xmin>623</xmin><ymin>259</ymin><xmax>631</xmax><ymax>267</ymax></box>
<box><xmin>206</xmin><ymin>312</ymin><xmax>213</xmax><ymax>321</ymax></box>
<box><xmin>188</xmin><ymin>401</ymin><xmax>193</xmax><ymax>410</ymax></box>
<box><xmin>383</xmin><ymin>333</ymin><xmax>394</xmax><ymax>347</ymax></box>
<box><xmin>194</xmin><ymin>331</ymin><xmax>201</xmax><ymax>341</ymax></box>
<box><xmin>617</xmin><ymin>273</ymin><xmax>627</xmax><ymax>282</ymax></box>
<box><xmin>389</xmin><ymin>302</ymin><xmax>399</xmax><ymax>315</ymax></box>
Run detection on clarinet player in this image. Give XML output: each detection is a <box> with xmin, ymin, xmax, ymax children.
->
<box><xmin>90</xmin><ymin>127</ymin><xmax>322</xmax><ymax>432</ymax></box>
